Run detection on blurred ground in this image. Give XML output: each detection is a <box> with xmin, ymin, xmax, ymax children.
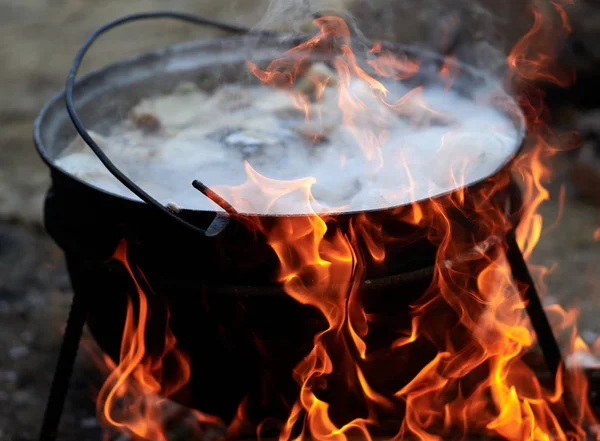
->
<box><xmin>0</xmin><ymin>0</ymin><xmax>599</xmax><ymax>440</ymax></box>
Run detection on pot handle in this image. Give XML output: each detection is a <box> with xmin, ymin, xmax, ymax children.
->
<box><xmin>65</xmin><ymin>11</ymin><xmax>276</xmax><ymax>236</ymax></box>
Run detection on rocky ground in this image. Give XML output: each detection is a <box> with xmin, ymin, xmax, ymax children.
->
<box><xmin>0</xmin><ymin>0</ymin><xmax>599</xmax><ymax>440</ymax></box>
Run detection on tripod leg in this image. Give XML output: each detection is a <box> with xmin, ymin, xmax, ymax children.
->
<box><xmin>506</xmin><ymin>232</ymin><xmax>563</xmax><ymax>377</ymax></box>
<box><xmin>39</xmin><ymin>290</ymin><xmax>87</xmax><ymax>441</ymax></box>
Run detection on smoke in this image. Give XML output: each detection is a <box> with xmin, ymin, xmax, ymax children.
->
<box><xmin>348</xmin><ymin>0</ymin><xmax>526</xmax><ymax>73</ymax></box>
<box><xmin>254</xmin><ymin>0</ymin><xmax>352</xmax><ymax>32</ymax></box>
<box><xmin>250</xmin><ymin>0</ymin><xmax>533</xmax><ymax>74</ymax></box>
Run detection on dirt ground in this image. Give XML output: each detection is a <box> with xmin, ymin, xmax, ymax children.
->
<box><xmin>0</xmin><ymin>1</ymin><xmax>599</xmax><ymax>441</ymax></box>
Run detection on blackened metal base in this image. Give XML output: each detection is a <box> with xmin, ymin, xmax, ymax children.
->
<box><xmin>38</xmin><ymin>238</ymin><xmax>567</xmax><ymax>441</ymax></box>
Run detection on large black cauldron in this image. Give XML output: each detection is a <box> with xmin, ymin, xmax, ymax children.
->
<box><xmin>34</xmin><ymin>16</ymin><xmax>536</xmax><ymax>438</ymax></box>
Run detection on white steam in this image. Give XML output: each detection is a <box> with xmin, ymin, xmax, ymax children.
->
<box><xmin>252</xmin><ymin>0</ymin><xmax>530</xmax><ymax>75</ymax></box>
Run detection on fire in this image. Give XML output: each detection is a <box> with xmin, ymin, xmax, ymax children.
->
<box><xmin>92</xmin><ymin>3</ymin><xmax>597</xmax><ymax>441</ymax></box>
<box><xmin>93</xmin><ymin>240</ymin><xmax>226</xmax><ymax>441</ymax></box>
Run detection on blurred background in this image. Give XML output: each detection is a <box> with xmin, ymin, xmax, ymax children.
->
<box><xmin>0</xmin><ymin>0</ymin><xmax>598</xmax><ymax>440</ymax></box>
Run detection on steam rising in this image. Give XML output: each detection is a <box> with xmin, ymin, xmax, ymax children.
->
<box><xmin>254</xmin><ymin>0</ymin><xmax>528</xmax><ymax>74</ymax></box>
<box><xmin>55</xmin><ymin>79</ymin><xmax>521</xmax><ymax>214</ymax></box>
<box><xmin>255</xmin><ymin>0</ymin><xmax>351</xmax><ymax>32</ymax></box>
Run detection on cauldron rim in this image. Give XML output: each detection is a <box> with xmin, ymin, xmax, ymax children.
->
<box><xmin>34</xmin><ymin>33</ymin><xmax>526</xmax><ymax>221</ymax></box>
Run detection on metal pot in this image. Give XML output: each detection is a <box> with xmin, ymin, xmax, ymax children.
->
<box><xmin>34</xmin><ymin>27</ymin><xmax>525</xmax><ymax>429</ymax></box>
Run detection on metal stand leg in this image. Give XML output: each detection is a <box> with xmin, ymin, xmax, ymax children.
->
<box><xmin>506</xmin><ymin>231</ymin><xmax>587</xmax><ymax>428</ymax></box>
<box><xmin>39</xmin><ymin>290</ymin><xmax>87</xmax><ymax>441</ymax></box>
<box><xmin>506</xmin><ymin>231</ymin><xmax>563</xmax><ymax>378</ymax></box>
<box><xmin>504</xmin><ymin>179</ymin><xmax>584</xmax><ymax>426</ymax></box>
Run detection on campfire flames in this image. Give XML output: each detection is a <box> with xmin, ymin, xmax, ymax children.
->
<box><xmin>92</xmin><ymin>2</ymin><xmax>598</xmax><ymax>440</ymax></box>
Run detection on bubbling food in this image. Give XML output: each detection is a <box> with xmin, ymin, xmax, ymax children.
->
<box><xmin>56</xmin><ymin>63</ymin><xmax>521</xmax><ymax>215</ymax></box>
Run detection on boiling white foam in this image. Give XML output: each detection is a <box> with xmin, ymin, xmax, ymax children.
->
<box><xmin>55</xmin><ymin>77</ymin><xmax>521</xmax><ymax>215</ymax></box>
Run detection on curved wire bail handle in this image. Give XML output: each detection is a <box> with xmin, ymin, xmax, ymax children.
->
<box><xmin>65</xmin><ymin>11</ymin><xmax>274</xmax><ymax>236</ymax></box>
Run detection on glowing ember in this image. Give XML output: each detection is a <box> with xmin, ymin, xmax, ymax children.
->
<box><xmin>87</xmin><ymin>4</ymin><xmax>597</xmax><ymax>441</ymax></box>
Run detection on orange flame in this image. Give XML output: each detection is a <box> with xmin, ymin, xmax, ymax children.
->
<box><xmin>94</xmin><ymin>240</ymin><xmax>224</xmax><ymax>441</ymax></box>
<box><xmin>93</xmin><ymin>4</ymin><xmax>597</xmax><ymax>441</ymax></box>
